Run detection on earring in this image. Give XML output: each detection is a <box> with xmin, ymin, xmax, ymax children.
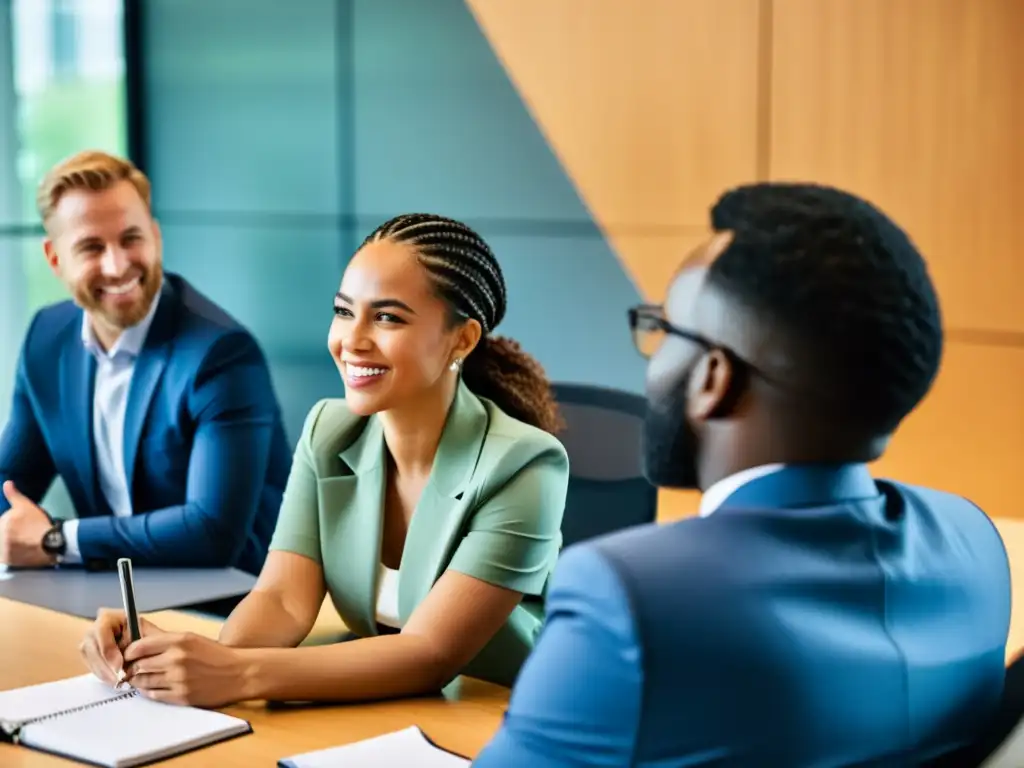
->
<box><xmin>449</xmin><ymin>358</ymin><xmax>462</xmax><ymax>372</ymax></box>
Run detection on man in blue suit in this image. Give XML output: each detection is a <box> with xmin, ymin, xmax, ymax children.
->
<box><xmin>0</xmin><ymin>150</ymin><xmax>291</xmax><ymax>576</ymax></box>
<box><xmin>476</xmin><ymin>183</ymin><xmax>1011</xmax><ymax>766</ymax></box>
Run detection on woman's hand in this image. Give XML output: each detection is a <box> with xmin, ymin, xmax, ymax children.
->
<box><xmin>79</xmin><ymin>608</ymin><xmax>165</xmax><ymax>687</ymax></box>
<box><xmin>123</xmin><ymin>632</ymin><xmax>253</xmax><ymax>707</ymax></box>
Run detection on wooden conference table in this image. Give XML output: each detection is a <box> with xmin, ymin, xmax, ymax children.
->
<box><xmin>5</xmin><ymin>519</ymin><xmax>1024</xmax><ymax>766</ymax></box>
<box><xmin>0</xmin><ymin>598</ymin><xmax>509</xmax><ymax>766</ymax></box>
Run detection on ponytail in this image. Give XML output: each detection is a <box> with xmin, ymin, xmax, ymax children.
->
<box><xmin>462</xmin><ymin>336</ymin><xmax>563</xmax><ymax>434</ymax></box>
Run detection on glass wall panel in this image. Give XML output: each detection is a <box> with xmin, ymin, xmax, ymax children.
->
<box><xmin>0</xmin><ymin>0</ymin><xmax>127</xmax><ymax>429</ymax></box>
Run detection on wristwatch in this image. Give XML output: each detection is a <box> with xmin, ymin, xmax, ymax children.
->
<box><xmin>41</xmin><ymin>518</ymin><xmax>67</xmax><ymax>562</ymax></box>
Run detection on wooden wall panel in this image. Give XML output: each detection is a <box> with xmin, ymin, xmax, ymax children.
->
<box><xmin>872</xmin><ymin>341</ymin><xmax>1024</xmax><ymax>518</ymax></box>
<box><xmin>658</xmin><ymin>488</ymin><xmax>701</xmax><ymax>523</ymax></box>
<box><xmin>465</xmin><ymin>0</ymin><xmax>762</xmax><ymax>298</ymax></box>
<box><xmin>770</xmin><ymin>0</ymin><xmax>1024</xmax><ymax>334</ymax></box>
<box><xmin>996</xmin><ymin>519</ymin><xmax>1024</xmax><ymax>658</ymax></box>
<box><xmin>468</xmin><ymin>0</ymin><xmax>1024</xmax><ymax>522</ymax></box>
<box><xmin>610</xmin><ymin>232</ymin><xmax>712</xmax><ymax>302</ymax></box>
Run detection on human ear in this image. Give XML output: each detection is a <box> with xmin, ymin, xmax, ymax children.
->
<box><xmin>686</xmin><ymin>349</ymin><xmax>735</xmax><ymax>421</ymax></box>
<box><xmin>43</xmin><ymin>239</ymin><xmax>62</xmax><ymax>276</ymax></box>
<box><xmin>452</xmin><ymin>317</ymin><xmax>482</xmax><ymax>361</ymax></box>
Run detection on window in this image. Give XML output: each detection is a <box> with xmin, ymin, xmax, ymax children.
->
<box><xmin>50</xmin><ymin>0</ymin><xmax>79</xmax><ymax>79</ymax></box>
<box><xmin>3</xmin><ymin>0</ymin><xmax>126</xmax><ymax>310</ymax></box>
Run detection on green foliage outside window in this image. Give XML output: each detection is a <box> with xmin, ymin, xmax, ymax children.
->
<box><xmin>18</xmin><ymin>79</ymin><xmax>125</xmax><ymax>310</ymax></box>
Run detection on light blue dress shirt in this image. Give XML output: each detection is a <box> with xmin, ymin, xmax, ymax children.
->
<box><xmin>61</xmin><ymin>288</ymin><xmax>162</xmax><ymax>563</ymax></box>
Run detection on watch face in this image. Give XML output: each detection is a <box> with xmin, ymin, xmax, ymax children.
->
<box><xmin>43</xmin><ymin>529</ymin><xmax>65</xmax><ymax>553</ymax></box>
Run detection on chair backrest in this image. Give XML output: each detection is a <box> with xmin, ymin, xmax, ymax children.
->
<box><xmin>923</xmin><ymin>653</ymin><xmax>1024</xmax><ymax>767</ymax></box>
<box><xmin>551</xmin><ymin>382</ymin><xmax>658</xmax><ymax>549</ymax></box>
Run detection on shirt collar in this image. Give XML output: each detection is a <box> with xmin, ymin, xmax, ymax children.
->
<box><xmin>81</xmin><ymin>279</ymin><xmax>163</xmax><ymax>360</ymax></box>
<box><xmin>699</xmin><ymin>463</ymin><xmax>786</xmax><ymax>517</ymax></box>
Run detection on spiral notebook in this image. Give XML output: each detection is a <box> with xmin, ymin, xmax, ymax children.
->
<box><xmin>0</xmin><ymin>674</ymin><xmax>251</xmax><ymax>767</ymax></box>
<box><xmin>278</xmin><ymin>726</ymin><xmax>469</xmax><ymax>767</ymax></box>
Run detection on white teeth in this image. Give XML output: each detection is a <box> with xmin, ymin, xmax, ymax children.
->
<box><xmin>348</xmin><ymin>366</ymin><xmax>387</xmax><ymax>378</ymax></box>
<box><xmin>103</xmin><ymin>278</ymin><xmax>140</xmax><ymax>295</ymax></box>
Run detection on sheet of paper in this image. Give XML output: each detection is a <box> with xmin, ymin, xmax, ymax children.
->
<box><xmin>21</xmin><ymin>692</ymin><xmax>250</xmax><ymax>768</ymax></box>
<box><xmin>0</xmin><ymin>674</ymin><xmax>124</xmax><ymax>726</ymax></box>
<box><xmin>280</xmin><ymin>726</ymin><xmax>470</xmax><ymax>768</ymax></box>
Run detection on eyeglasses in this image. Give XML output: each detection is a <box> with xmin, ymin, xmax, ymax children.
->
<box><xmin>628</xmin><ymin>304</ymin><xmax>836</xmax><ymax>408</ymax></box>
<box><xmin>627</xmin><ymin>304</ymin><xmax>714</xmax><ymax>359</ymax></box>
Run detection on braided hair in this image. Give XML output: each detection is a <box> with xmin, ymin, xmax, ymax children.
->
<box><xmin>362</xmin><ymin>213</ymin><xmax>563</xmax><ymax>434</ymax></box>
<box><xmin>707</xmin><ymin>182</ymin><xmax>943</xmax><ymax>434</ymax></box>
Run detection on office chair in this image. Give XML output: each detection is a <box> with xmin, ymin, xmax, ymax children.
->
<box><xmin>551</xmin><ymin>382</ymin><xmax>658</xmax><ymax>549</ymax></box>
<box><xmin>922</xmin><ymin>653</ymin><xmax>1024</xmax><ymax>767</ymax></box>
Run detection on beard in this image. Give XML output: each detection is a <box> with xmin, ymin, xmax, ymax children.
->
<box><xmin>642</xmin><ymin>369</ymin><xmax>701</xmax><ymax>489</ymax></box>
<box><xmin>74</xmin><ymin>261</ymin><xmax>162</xmax><ymax>331</ymax></box>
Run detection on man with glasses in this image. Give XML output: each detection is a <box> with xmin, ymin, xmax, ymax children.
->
<box><xmin>475</xmin><ymin>183</ymin><xmax>1010</xmax><ymax>766</ymax></box>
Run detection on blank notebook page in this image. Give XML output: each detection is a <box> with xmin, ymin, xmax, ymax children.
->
<box><xmin>279</xmin><ymin>726</ymin><xmax>470</xmax><ymax>768</ymax></box>
<box><xmin>0</xmin><ymin>674</ymin><xmax>124</xmax><ymax>725</ymax></box>
<box><xmin>20</xmin><ymin>692</ymin><xmax>250</xmax><ymax>768</ymax></box>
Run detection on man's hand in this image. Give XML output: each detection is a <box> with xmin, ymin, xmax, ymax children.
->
<box><xmin>0</xmin><ymin>481</ymin><xmax>54</xmax><ymax>568</ymax></box>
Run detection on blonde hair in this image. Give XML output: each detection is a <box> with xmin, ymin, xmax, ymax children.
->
<box><xmin>37</xmin><ymin>150</ymin><xmax>152</xmax><ymax>229</ymax></box>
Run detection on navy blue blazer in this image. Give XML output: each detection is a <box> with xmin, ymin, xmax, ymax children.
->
<box><xmin>0</xmin><ymin>273</ymin><xmax>292</xmax><ymax>574</ymax></box>
<box><xmin>475</xmin><ymin>464</ymin><xmax>1012</xmax><ymax>767</ymax></box>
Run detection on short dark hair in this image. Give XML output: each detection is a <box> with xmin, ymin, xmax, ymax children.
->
<box><xmin>363</xmin><ymin>213</ymin><xmax>562</xmax><ymax>433</ymax></box>
<box><xmin>707</xmin><ymin>182</ymin><xmax>943</xmax><ymax>434</ymax></box>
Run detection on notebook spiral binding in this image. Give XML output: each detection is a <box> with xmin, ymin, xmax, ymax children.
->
<box><xmin>4</xmin><ymin>688</ymin><xmax>139</xmax><ymax>744</ymax></box>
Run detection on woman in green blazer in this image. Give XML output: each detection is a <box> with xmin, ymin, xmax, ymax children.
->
<box><xmin>79</xmin><ymin>213</ymin><xmax>570</xmax><ymax>707</ymax></box>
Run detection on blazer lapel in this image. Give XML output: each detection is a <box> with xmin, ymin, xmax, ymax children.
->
<box><xmin>398</xmin><ymin>381</ymin><xmax>488</xmax><ymax>622</ymax></box>
<box><xmin>122</xmin><ymin>289</ymin><xmax>176</xmax><ymax>498</ymax></box>
<box><xmin>62</xmin><ymin>335</ymin><xmax>99</xmax><ymax>515</ymax></box>
<box><xmin>318</xmin><ymin>417</ymin><xmax>387</xmax><ymax>638</ymax></box>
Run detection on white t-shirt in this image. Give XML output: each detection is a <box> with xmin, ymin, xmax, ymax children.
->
<box><xmin>376</xmin><ymin>565</ymin><xmax>402</xmax><ymax>628</ymax></box>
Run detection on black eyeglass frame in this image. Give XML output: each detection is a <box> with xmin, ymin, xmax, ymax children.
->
<box><xmin>626</xmin><ymin>303</ymin><xmax>785</xmax><ymax>388</ymax></box>
<box><xmin>627</xmin><ymin>304</ymin><xmax>715</xmax><ymax>359</ymax></box>
<box><xmin>627</xmin><ymin>304</ymin><xmax>860</xmax><ymax>413</ymax></box>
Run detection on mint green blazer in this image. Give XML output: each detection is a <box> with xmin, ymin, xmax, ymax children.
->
<box><xmin>268</xmin><ymin>379</ymin><xmax>570</xmax><ymax>687</ymax></box>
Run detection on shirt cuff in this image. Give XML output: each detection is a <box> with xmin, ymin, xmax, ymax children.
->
<box><xmin>61</xmin><ymin>518</ymin><xmax>83</xmax><ymax>564</ymax></box>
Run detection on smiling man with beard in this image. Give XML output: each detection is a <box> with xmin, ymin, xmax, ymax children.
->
<box><xmin>0</xmin><ymin>150</ymin><xmax>291</xmax><ymax>581</ymax></box>
<box><xmin>475</xmin><ymin>182</ymin><xmax>1011</xmax><ymax>767</ymax></box>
